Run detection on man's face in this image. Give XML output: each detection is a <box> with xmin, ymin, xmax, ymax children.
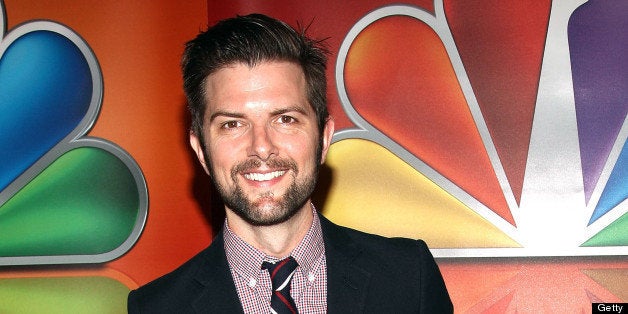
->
<box><xmin>190</xmin><ymin>61</ymin><xmax>334</xmax><ymax>226</ymax></box>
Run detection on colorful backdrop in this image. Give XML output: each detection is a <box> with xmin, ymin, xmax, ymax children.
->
<box><xmin>0</xmin><ymin>0</ymin><xmax>626</xmax><ymax>312</ymax></box>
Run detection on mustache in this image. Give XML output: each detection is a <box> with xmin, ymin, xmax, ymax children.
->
<box><xmin>231</xmin><ymin>157</ymin><xmax>298</xmax><ymax>175</ymax></box>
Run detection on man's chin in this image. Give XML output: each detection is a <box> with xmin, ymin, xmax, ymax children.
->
<box><xmin>234</xmin><ymin>201</ymin><xmax>300</xmax><ymax>226</ymax></box>
<box><xmin>238</xmin><ymin>211</ymin><xmax>295</xmax><ymax>227</ymax></box>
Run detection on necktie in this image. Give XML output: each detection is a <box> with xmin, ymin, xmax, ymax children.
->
<box><xmin>262</xmin><ymin>257</ymin><xmax>299</xmax><ymax>314</ymax></box>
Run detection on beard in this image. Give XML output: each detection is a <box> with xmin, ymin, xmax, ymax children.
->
<box><xmin>207</xmin><ymin>142</ymin><xmax>322</xmax><ymax>226</ymax></box>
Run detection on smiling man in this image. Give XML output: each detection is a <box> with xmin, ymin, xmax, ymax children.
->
<box><xmin>128</xmin><ymin>14</ymin><xmax>452</xmax><ymax>313</ymax></box>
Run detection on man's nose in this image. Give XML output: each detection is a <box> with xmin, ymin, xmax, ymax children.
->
<box><xmin>247</xmin><ymin>125</ymin><xmax>278</xmax><ymax>160</ymax></box>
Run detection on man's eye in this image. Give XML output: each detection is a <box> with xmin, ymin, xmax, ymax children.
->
<box><xmin>221</xmin><ymin>121</ymin><xmax>241</xmax><ymax>129</ymax></box>
<box><xmin>277</xmin><ymin>115</ymin><xmax>296</xmax><ymax>124</ymax></box>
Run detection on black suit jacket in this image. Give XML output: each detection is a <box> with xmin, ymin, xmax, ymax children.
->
<box><xmin>128</xmin><ymin>214</ymin><xmax>453</xmax><ymax>313</ymax></box>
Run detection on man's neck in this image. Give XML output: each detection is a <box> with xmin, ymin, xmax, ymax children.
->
<box><xmin>225</xmin><ymin>203</ymin><xmax>314</xmax><ymax>258</ymax></box>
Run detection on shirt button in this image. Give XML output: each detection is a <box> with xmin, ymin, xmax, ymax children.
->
<box><xmin>308</xmin><ymin>273</ymin><xmax>315</xmax><ymax>282</ymax></box>
<box><xmin>248</xmin><ymin>278</ymin><xmax>257</xmax><ymax>287</ymax></box>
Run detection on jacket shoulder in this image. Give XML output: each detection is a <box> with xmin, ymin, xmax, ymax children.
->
<box><xmin>127</xmin><ymin>248</ymin><xmax>210</xmax><ymax>313</ymax></box>
<box><xmin>320</xmin><ymin>214</ymin><xmax>453</xmax><ymax>313</ymax></box>
<box><xmin>322</xmin><ymin>213</ymin><xmax>430</xmax><ymax>260</ymax></box>
<box><xmin>127</xmin><ymin>233</ymin><xmax>240</xmax><ymax>314</ymax></box>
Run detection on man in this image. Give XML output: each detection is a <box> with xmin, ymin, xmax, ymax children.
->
<box><xmin>128</xmin><ymin>13</ymin><xmax>452</xmax><ymax>313</ymax></box>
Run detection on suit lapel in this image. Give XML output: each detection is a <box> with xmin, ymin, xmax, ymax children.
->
<box><xmin>191</xmin><ymin>232</ymin><xmax>244</xmax><ymax>314</ymax></box>
<box><xmin>320</xmin><ymin>214</ymin><xmax>371</xmax><ymax>313</ymax></box>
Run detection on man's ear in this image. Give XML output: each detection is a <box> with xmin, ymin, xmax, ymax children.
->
<box><xmin>189</xmin><ymin>131</ymin><xmax>210</xmax><ymax>175</ymax></box>
<box><xmin>319</xmin><ymin>116</ymin><xmax>335</xmax><ymax>164</ymax></box>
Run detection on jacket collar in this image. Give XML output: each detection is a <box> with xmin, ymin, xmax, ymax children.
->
<box><xmin>320</xmin><ymin>214</ymin><xmax>372</xmax><ymax>313</ymax></box>
<box><xmin>191</xmin><ymin>231</ymin><xmax>245</xmax><ymax>314</ymax></box>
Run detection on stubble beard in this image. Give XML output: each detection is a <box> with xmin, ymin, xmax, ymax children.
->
<box><xmin>208</xmin><ymin>149</ymin><xmax>321</xmax><ymax>227</ymax></box>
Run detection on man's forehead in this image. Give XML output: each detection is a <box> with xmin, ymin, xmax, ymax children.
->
<box><xmin>203</xmin><ymin>61</ymin><xmax>312</xmax><ymax>115</ymax></box>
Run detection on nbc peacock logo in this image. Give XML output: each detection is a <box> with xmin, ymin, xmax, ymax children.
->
<box><xmin>319</xmin><ymin>0</ymin><xmax>627</xmax><ymax>257</ymax></box>
<box><xmin>0</xmin><ymin>2</ymin><xmax>147</xmax><ymax>266</ymax></box>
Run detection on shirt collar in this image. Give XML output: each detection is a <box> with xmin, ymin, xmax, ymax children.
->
<box><xmin>223</xmin><ymin>204</ymin><xmax>325</xmax><ymax>283</ymax></box>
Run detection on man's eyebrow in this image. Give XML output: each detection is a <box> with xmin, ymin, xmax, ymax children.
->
<box><xmin>270</xmin><ymin>106</ymin><xmax>309</xmax><ymax>116</ymax></box>
<box><xmin>208</xmin><ymin>110</ymin><xmax>245</xmax><ymax>123</ymax></box>
<box><xmin>208</xmin><ymin>105</ymin><xmax>310</xmax><ymax>122</ymax></box>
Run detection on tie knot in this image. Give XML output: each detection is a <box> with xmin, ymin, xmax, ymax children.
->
<box><xmin>262</xmin><ymin>257</ymin><xmax>299</xmax><ymax>314</ymax></box>
<box><xmin>262</xmin><ymin>256</ymin><xmax>298</xmax><ymax>289</ymax></box>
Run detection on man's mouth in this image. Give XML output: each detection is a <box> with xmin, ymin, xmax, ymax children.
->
<box><xmin>243</xmin><ymin>170</ymin><xmax>286</xmax><ymax>182</ymax></box>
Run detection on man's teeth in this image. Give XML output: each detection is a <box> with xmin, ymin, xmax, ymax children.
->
<box><xmin>244</xmin><ymin>171</ymin><xmax>285</xmax><ymax>181</ymax></box>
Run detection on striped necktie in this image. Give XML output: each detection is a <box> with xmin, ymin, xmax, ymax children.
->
<box><xmin>262</xmin><ymin>257</ymin><xmax>299</xmax><ymax>314</ymax></box>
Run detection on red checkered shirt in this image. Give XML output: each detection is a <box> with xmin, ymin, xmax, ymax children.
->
<box><xmin>224</xmin><ymin>205</ymin><xmax>327</xmax><ymax>314</ymax></box>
